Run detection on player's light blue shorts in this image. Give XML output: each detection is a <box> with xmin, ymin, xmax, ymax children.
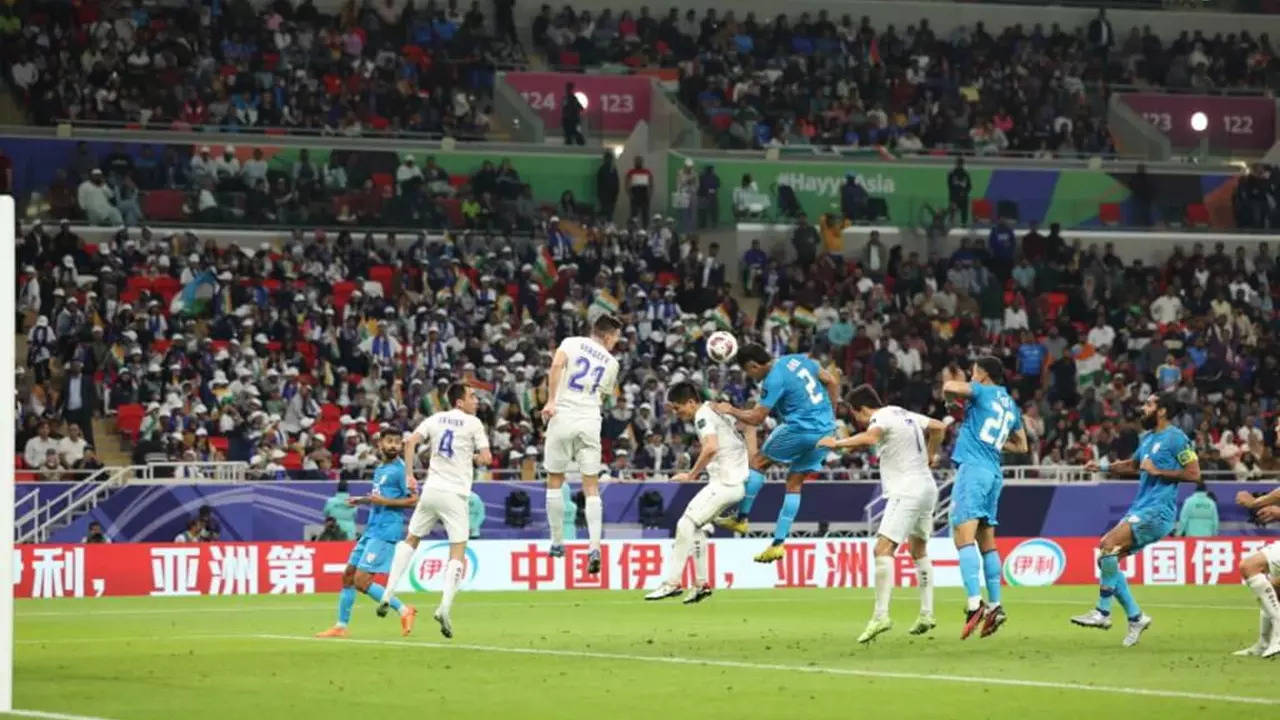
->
<box><xmin>349</xmin><ymin>535</ymin><xmax>395</xmax><ymax>573</ymax></box>
<box><xmin>949</xmin><ymin>463</ymin><xmax>1003</xmax><ymax>527</ymax></box>
<box><xmin>1122</xmin><ymin>509</ymin><xmax>1175</xmax><ymax>551</ymax></box>
<box><xmin>761</xmin><ymin>423</ymin><xmax>831</xmax><ymax>474</ymax></box>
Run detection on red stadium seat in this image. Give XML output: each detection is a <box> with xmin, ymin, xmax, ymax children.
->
<box><xmin>1098</xmin><ymin>203</ymin><xmax>1122</xmax><ymax>226</ymax></box>
<box><xmin>438</xmin><ymin>198</ymin><xmax>464</xmax><ymax>228</ymax></box>
<box><xmin>142</xmin><ymin>190</ymin><xmax>187</xmax><ymax>221</ymax></box>
<box><xmin>115</xmin><ymin>404</ymin><xmax>145</xmax><ymax>439</ymax></box>
<box><xmin>971</xmin><ymin>198</ymin><xmax>993</xmax><ymax>225</ymax></box>
<box><xmin>1186</xmin><ymin>203</ymin><xmax>1210</xmax><ymax>228</ymax></box>
<box><xmin>125</xmin><ymin>275</ymin><xmax>153</xmax><ymax>295</ymax></box>
<box><xmin>319</xmin><ymin>404</ymin><xmax>341</xmax><ymax>422</ymax></box>
<box><xmin>368</xmin><ymin>265</ymin><xmax>394</xmax><ymax>297</ymax></box>
<box><xmin>151</xmin><ymin>339</ymin><xmax>171</xmax><ymax>355</ymax></box>
<box><xmin>152</xmin><ymin>276</ymin><xmax>181</xmax><ymax>298</ymax></box>
<box><xmin>282</xmin><ymin>451</ymin><xmax>302</xmax><ymax>470</ymax></box>
<box><xmin>208</xmin><ymin>436</ymin><xmax>229</xmax><ymax>454</ymax></box>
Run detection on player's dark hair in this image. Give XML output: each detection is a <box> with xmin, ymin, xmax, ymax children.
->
<box><xmin>1153</xmin><ymin>392</ymin><xmax>1181</xmax><ymax>418</ymax></box>
<box><xmin>975</xmin><ymin>355</ymin><xmax>1005</xmax><ymax>383</ymax></box>
<box><xmin>667</xmin><ymin>381</ymin><xmax>700</xmax><ymax>405</ymax></box>
<box><xmin>846</xmin><ymin>384</ymin><xmax>882</xmax><ymax>411</ymax></box>
<box><xmin>737</xmin><ymin>342</ymin><xmax>771</xmax><ymax>368</ymax></box>
<box><xmin>593</xmin><ymin>313</ymin><xmax>622</xmax><ymax>336</ymax></box>
<box><xmin>447</xmin><ymin>382</ymin><xmax>469</xmax><ymax>407</ymax></box>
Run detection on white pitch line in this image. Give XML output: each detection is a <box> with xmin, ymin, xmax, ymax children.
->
<box><xmin>4</xmin><ymin>709</ymin><xmax>115</xmax><ymax>720</ymax></box>
<box><xmin>253</xmin><ymin>633</ymin><xmax>1280</xmax><ymax>706</ymax></box>
<box><xmin>16</xmin><ymin>596</ymin><xmax>1258</xmax><ymax>618</ymax></box>
<box><xmin>15</xmin><ymin>634</ymin><xmax>230</xmax><ymax>646</ymax></box>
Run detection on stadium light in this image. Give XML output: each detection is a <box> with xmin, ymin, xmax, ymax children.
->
<box><xmin>0</xmin><ymin>195</ymin><xmax>13</xmax><ymax>713</ymax></box>
<box><xmin>1190</xmin><ymin>111</ymin><xmax>1208</xmax><ymax>132</ymax></box>
<box><xmin>575</xmin><ymin>91</ymin><xmax>590</xmax><ymax>110</ymax></box>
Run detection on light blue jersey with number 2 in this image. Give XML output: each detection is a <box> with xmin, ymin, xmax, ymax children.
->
<box><xmin>951</xmin><ymin>382</ymin><xmax>1021</xmax><ymax>472</ymax></box>
<box><xmin>759</xmin><ymin>354</ymin><xmax>836</xmax><ymax>434</ymax></box>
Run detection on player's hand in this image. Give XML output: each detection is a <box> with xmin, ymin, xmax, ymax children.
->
<box><xmin>929</xmin><ymin>454</ymin><xmax>942</xmax><ymax>468</ymax></box>
<box><xmin>712</xmin><ymin>401</ymin><xmax>733</xmax><ymax>415</ymax></box>
<box><xmin>1258</xmin><ymin>506</ymin><xmax>1280</xmax><ymax>523</ymax></box>
<box><xmin>1236</xmin><ymin>490</ymin><xmax>1255</xmax><ymax>508</ymax></box>
<box><xmin>540</xmin><ymin>403</ymin><xmax>556</xmax><ymax>421</ymax></box>
<box><xmin>405</xmin><ymin>474</ymin><xmax>419</xmax><ymax>493</ymax></box>
<box><xmin>816</xmin><ymin>436</ymin><xmax>837</xmax><ymax>449</ymax></box>
<box><xmin>346</xmin><ymin>496</ymin><xmax>368</xmax><ymax>506</ymax></box>
<box><xmin>672</xmin><ymin>472</ymin><xmax>692</xmax><ymax>483</ymax></box>
<box><xmin>1139</xmin><ymin>458</ymin><xmax>1159</xmax><ymax>476</ymax></box>
<box><xmin>1084</xmin><ymin>460</ymin><xmax>1100</xmax><ymax>473</ymax></box>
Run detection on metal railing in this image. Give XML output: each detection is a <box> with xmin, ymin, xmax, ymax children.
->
<box><xmin>16</xmin><ymin>467</ymin><xmax>125</xmax><ymax>544</ymax></box>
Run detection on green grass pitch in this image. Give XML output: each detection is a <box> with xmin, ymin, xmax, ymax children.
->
<box><xmin>10</xmin><ymin>585</ymin><xmax>1278</xmax><ymax>719</ymax></box>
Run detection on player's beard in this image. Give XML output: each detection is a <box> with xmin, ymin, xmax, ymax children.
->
<box><xmin>1140</xmin><ymin>412</ymin><xmax>1157</xmax><ymax>430</ymax></box>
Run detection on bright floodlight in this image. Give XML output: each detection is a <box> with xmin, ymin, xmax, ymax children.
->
<box><xmin>575</xmin><ymin>91</ymin><xmax>589</xmax><ymax>110</ymax></box>
<box><xmin>1190</xmin><ymin>111</ymin><xmax>1208</xmax><ymax>132</ymax></box>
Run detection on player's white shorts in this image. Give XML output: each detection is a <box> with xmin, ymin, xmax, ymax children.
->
<box><xmin>877</xmin><ymin>493</ymin><xmax>937</xmax><ymax>545</ymax></box>
<box><xmin>683</xmin><ymin>482</ymin><xmax>746</xmax><ymax>527</ymax></box>
<box><xmin>1260</xmin><ymin>542</ymin><xmax>1280</xmax><ymax>581</ymax></box>
<box><xmin>408</xmin><ymin>486</ymin><xmax>469</xmax><ymax>543</ymax></box>
<box><xmin>544</xmin><ymin>413</ymin><xmax>602</xmax><ymax>475</ymax></box>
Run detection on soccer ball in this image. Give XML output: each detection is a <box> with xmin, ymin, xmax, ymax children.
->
<box><xmin>705</xmin><ymin>331</ymin><xmax>739</xmax><ymax>363</ymax></box>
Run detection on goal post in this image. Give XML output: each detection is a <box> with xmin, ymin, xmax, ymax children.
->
<box><xmin>1</xmin><ymin>194</ymin><xmax>15</xmax><ymax>712</ymax></box>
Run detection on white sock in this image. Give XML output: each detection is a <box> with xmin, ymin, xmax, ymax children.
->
<box><xmin>693</xmin><ymin>527</ymin><xmax>708</xmax><ymax>587</ymax></box>
<box><xmin>915</xmin><ymin>557</ymin><xmax>933</xmax><ymax>616</ymax></box>
<box><xmin>1246</xmin><ymin>574</ymin><xmax>1280</xmax><ymax>625</ymax></box>
<box><xmin>873</xmin><ymin>555</ymin><xmax>892</xmax><ymax>620</ymax></box>
<box><xmin>967</xmin><ymin>596</ymin><xmax>982</xmax><ymax>612</ymax></box>
<box><xmin>546</xmin><ymin>489</ymin><xmax>565</xmax><ymax>545</ymax></box>
<box><xmin>383</xmin><ymin>541</ymin><xmax>416</xmax><ymax>607</ymax></box>
<box><xmin>585</xmin><ymin>494</ymin><xmax>603</xmax><ymax>550</ymax></box>
<box><xmin>440</xmin><ymin>558</ymin><xmax>463</xmax><ymax>613</ymax></box>
<box><xmin>1258</xmin><ymin>609</ymin><xmax>1274</xmax><ymax>645</ymax></box>
<box><xmin>666</xmin><ymin>517</ymin><xmax>695</xmax><ymax>586</ymax></box>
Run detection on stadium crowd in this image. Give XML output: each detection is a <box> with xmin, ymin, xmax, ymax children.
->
<box><xmin>4</xmin><ymin>0</ymin><xmax>520</xmax><ymax>137</ymax></box>
<box><xmin>13</xmin><ymin>191</ymin><xmax>1280</xmax><ymax>482</ymax></box>
<box><xmin>533</xmin><ymin>5</ymin><xmax>1280</xmax><ymax>151</ymax></box>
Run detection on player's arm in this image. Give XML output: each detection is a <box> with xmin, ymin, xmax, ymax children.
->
<box><xmin>675</xmin><ymin>434</ymin><xmax>718</xmax><ymax>483</ymax></box>
<box><xmin>821</xmin><ymin>425</ymin><xmax>883</xmax><ymax>451</ymax></box>
<box><xmin>713</xmin><ymin>401</ymin><xmax>769</xmax><ymax>426</ymax></box>
<box><xmin>1087</xmin><ymin>457</ymin><xmax>1138</xmax><ymax>477</ymax></box>
<box><xmin>740</xmin><ymin>422</ymin><xmax>759</xmax><ymax>457</ymax></box>
<box><xmin>540</xmin><ymin>348</ymin><xmax>568</xmax><ymax>419</ymax></box>
<box><xmin>1002</xmin><ymin>428</ymin><xmax>1029</xmax><ymax>454</ymax></box>
<box><xmin>924</xmin><ymin>417</ymin><xmax>951</xmax><ymax>465</ymax></box>
<box><xmin>1236</xmin><ymin>486</ymin><xmax>1280</xmax><ymax>511</ymax></box>
<box><xmin>403</xmin><ymin>429</ymin><xmax>425</xmax><ymax>491</ymax></box>
<box><xmin>353</xmin><ymin>493</ymin><xmax>420</xmax><ymax>508</ymax></box>
<box><xmin>473</xmin><ymin>422</ymin><xmax>493</xmax><ymax>467</ymax></box>
<box><xmin>942</xmin><ymin>380</ymin><xmax>972</xmax><ymax>399</ymax></box>
<box><xmin>817</xmin><ymin>367</ymin><xmax>841</xmax><ymax>406</ymax></box>
<box><xmin>1139</xmin><ymin>444</ymin><xmax>1201</xmax><ymax>484</ymax></box>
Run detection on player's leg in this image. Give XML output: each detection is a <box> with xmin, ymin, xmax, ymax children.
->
<box><xmin>907</xmin><ymin>530</ymin><xmax>936</xmax><ymax>635</ymax></box>
<box><xmin>685</xmin><ymin>484</ymin><xmax>740</xmax><ymax>604</ymax></box>
<box><xmin>724</xmin><ymin>451</ymin><xmax>772</xmax><ymax>529</ymax></box>
<box><xmin>356</xmin><ymin>538</ymin><xmax>414</xmax><ymax>632</ymax></box>
<box><xmin>379</xmin><ymin>499</ymin><xmax>432</xmax><ymax>618</ymax></box>
<box><xmin>544</xmin><ymin>415</ymin><xmax>569</xmax><ymax>556</ymax></box>
<box><xmin>1235</xmin><ymin>544</ymin><xmax>1280</xmax><ymax>657</ymax></box>
<box><xmin>860</xmin><ymin>532</ymin><xmax>899</xmax><ymax>643</ymax></box>
<box><xmin>433</xmin><ymin>493</ymin><xmax>472</xmax><ymax>638</ymax></box>
<box><xmin>1072</xmin><ymin>522</ymin><xmax>1131</xmax><ymax>630</ymax></box>
<box><xmin>577</xmin><ymin>427</ymin><xmax>605</xmax><ymax>573</ymax></box>
<box><xmin>316</xmin><ymin>562</ymin><xmax>359</xmax><ymax>637</ymax></box>
<box><xmin>975</xmin><ymin>521</ymin><xmax>1007</xmax><ymax>637</ymax></box>
<box><xmin>950</xmin><ymin>466</ymin><xmax>987</xmax><ymax>637</ymax></box>
<box><xmin>647</xmin><ymin>512</ymin><xmax>698</xmax><ymax>601</ymax></box>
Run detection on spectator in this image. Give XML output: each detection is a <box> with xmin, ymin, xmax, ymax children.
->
<box><xmin>174</xmin><ymin>518</ymin><xmax>202</xmax><ymax>543</ymax></box>
<box><xmin>595</xmin><ymin>152</ymin><xmax>620</xmax><ymax>221</ymax></box>
<box><xmin>791</xmin><ymin>213</ymin><xmax>819</xmax><ymax>269</ymax></box>
<box><xmin>469</xmin><ymin>491</ymin><xmax>485</xmax><ymax>539</ymax></box>
<box><xmin>82</xmin><ymin>521</ymin><xmax>110</xmax><ymax>544</ymax></box>
<box><xmin>57</xmin><ymin>422</ymin><xmax>88</xmax><ymax>469</ymax></box>
<box><xmin>23</xmin><ymin>421</ymin><xmax>57</xmax><ymax>470</ymax></box>
<box><xmin>74</xmin><ymin>446</ymin><xmax>104</xmax><ymax>473</ymax></box>
<box><xmin>626</xmin><ymin>156</ymin><xmax>653</xmax><ymax>224</ymax></box>
<box><xmin>197</xmin><ymin>505</ymin><xmax>221</xmax><ymax>541</ymax></box>
<box><xmin>697</xmin><ymin>165</ymin><xmax>720</xmax><ymax>229</ymax></box>
<box><xmin>324</xmin><ymin>479</ymin><xmax>359</xmax><ymax>540</ymax></box>
<box><xmin>840</xmin><ymin>173</ymin><xmax>868</xmax><ymax>223</ymax></box>
<box><xmin>76</xmin><ymin>169</ymin><xmax>123</xmax><ymax>226</ymax></box>
<box><xmin>1176</xmin><ymin>486</ymin><xmax>1219</xmax><ymax>537</ymax></box>
<box><xmin>562</xmin><ymin>82</ymin><xmax>585</xmax><ymax>145</ymax></box>
<box><xmin>948</xmin><ymin>158</ymin><xmax>971</xmax><ymax>226</ymax></box>
<box><xmin>314</xmin><ymin>516</ymin><xmax>348</xmax><ymax>541</ymax></box>
<box><xmin>59</xmin><ymin>358</ymin><xmax>96</xmax><ymax>447</ymax></box>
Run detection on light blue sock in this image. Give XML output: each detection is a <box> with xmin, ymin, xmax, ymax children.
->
<box><xmin>737</xmin><ymin>469</ymin><xmax>766</xmax><ymax>520</ymax></box>
<box><xmin>982</xmin><ymin>549</ymin><xmax>1002</xmax><ymax>606</ymax></box>
<box><xmin>337</xmin><ymin>586</ymin><xmax>356</xmax><ymax>626</ymax></box>
<box><xmin>1100</xmin><ymin>554</ymin><xmax>1141</xmax><ymax>620</ymax></box>
<box><xmin>1096</xmin><ymin>587</ymin><xmax>1115</xmax><ymax>615</ymax></box>
<box><xmin>772</xmin><ymin>492</ymin><xmax>801</xmax><ymax>545</ymax></box>
<box><xmin>365</xmin><ymin>582</ymin><xmax>404</xmax><ymax>612</ymax></box>
<box><xmin>958</xmin><ymin>543</ymin><xmax>982</xmax><ymax>605</ymax></box>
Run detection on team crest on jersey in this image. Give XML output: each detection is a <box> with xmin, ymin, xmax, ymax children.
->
<box><xmin>696</xmin><ymin>419</ymin><xmax>707</xmax><ymax>429</ymax></box>
<box><xmin>1151</xmin><ymin>443</ymin><xmax>1161</xmax><ymax>453</ymax></box>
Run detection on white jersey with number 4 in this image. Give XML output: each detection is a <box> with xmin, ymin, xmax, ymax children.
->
<box><xmin>869</xmin><ymin>406</ymin><xmax>937</xmax><ymax>500</ymax></box>
<box><xmin>553</xmin><ymin>336</ymin><xmax>620</xmax><ymax>417</ymax></box>
<box><xmin>695</xmin><ymin>403</ymin><xmax>748</xmax><ymax>486</ymax></box>
<box><xmin>413</xmin><ymin>409</ymin><xmax>489</xmax><ymax>495</ymax></box>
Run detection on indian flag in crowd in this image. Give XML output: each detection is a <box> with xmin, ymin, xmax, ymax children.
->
<box><xmin>519</xmin><ymin>385</ymin><xmax>537</xmax><ymax>415</ymax></box>
<box><xmin>1074</xmin><ymin>344</ymin><xmax>1106</xmax><ymax>386</ymax></box>
<box><xmin>496</xmin><ymin>294</ymin><xmax>514</xmax><ymax>317</ymax></box>
<box><xmin>534</xmin><ymin>246</ymin><xmax>557</xmax><ymax>288</ymax></box>
<box><xmin>793</xmin><ymin>307</ymin><xmax>817</xmax><ymax>328</ymax></box>
<box><xmin>593</xmin><ymin>289</ymin><xmax>620</xmax><ymax>314</ymax></box>
<box><xmin>453</xmin><ymin>273</ymin><xmax>473</xmax><ymax>296</ymax></box>
<box><xmin>711</xmin><ymin>304</ymin><xmax>733</xmax><ymax>330</ymax></box>
<box><xmin>768</xmin><ymin>307</ymin><xmax>790</xmax><ymax>326</ymax></box>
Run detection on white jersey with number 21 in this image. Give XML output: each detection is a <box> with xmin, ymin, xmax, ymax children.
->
<box><xmin>553</xmin><ymin>336</ymin><xmax>620</xmax><ymax>417</ymax></box>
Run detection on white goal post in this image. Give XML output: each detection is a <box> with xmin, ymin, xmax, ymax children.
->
<box><xmin>2</xmin><ymin>194</ymin><xmax>16</xmax><ymax>712</ymax></box>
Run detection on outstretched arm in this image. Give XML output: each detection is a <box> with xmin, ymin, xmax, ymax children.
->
<box><xmin>1003</xmin><ymin>428</ymin><xmax>1029</xmax><ymax>454</ymax></box>
<box><xmin>822</xmin><ymin>425</ymin><xmax>884</xmax><ymax>451</ymax></box>
<box><xmin>350</xmin><ymin>493</ymin><xmax>419</xmax><ymax>508</ymax></box>
<box><xmin>924</xmin><ymin>418</ymin><xmax>949</xmax><ymax>464</ymax></box>
<box><xmin>1086</xmin><ymin>457</ymin><xmax>1139</xmax><ymax>478</ymax></box>
<box><xmin>1236</xmin><ymin>486</ymin><xmax>1280</xmax><ymax>511</ymax></box>
<box><xmin>713</xmin><ymin>401</ymin><xmax>769</xmax><ymax>427</ymax></box>
<box><xmin>942</xmin><ymin>380</ymin><xmax>972</xmax><ymax>399</ymax></box>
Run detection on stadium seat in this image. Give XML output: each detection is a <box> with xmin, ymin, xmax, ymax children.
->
<box><xmin>368</xmin><ymin>266</ymin><xmax>395</xmax><ymax>297</ymax></box>
<box><xmin>1186</xmin><ymin>203</ymin><xmax>1210</xmax><ymax>228</ymax></box>
<box><xmin>115</xmin><ymin>404</ymin><xmax>144</xmax><ymax>439</ymax></box>
<box><xmin>319</xmin><ymin>404</ymin><xmax>341</xmax><ymax>422</ymax></box>
<box><xmin>151</xmin><ymin>339</ymin><xmax>171</xmax><ymax>355</ymax></box>
<box><xmin>142</xmin><ymin>190</ymin><xmax>187</xmax><ymax>221</ymax></box>
<box><xmin>282</xmin><ymin>451</ymin><xmax>302</xmax><ymax>470</ymax></box>
<box><xmin>971</xmin><ymin>198</ymin><xmax>993</xmax><ymax>225</ymax></box>
<box><xmin>1099</xmin><ymin>202</ymin><xmax>1122</xmax><ymax>226</ymax></box>
<box><xmin>208</xmin><ymin>436</ymin><xmax>229</xmax><ymax>454</ymax></box>
<box><xmin>996</xmin><ymin>200</ymin><xmax>1019</xmax><ymax>222</ymax></box>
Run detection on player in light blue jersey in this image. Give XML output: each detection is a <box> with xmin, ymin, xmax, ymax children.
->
<box><xmin>316</xmin><ymin>432</ymin><xmax>419</xmax><ymax>638</ymax></box>
<box><xmin>942</xmin><ymin>356</ymin><xmax>1028</xmax><ymax>640</ymax></box>
<box><xmin>713</xmin><ymin>343</ymin><xmax>839</xmax><ymax>564</ymax></box>
<box><xmin>1071</xmin><ymin>393</ymin><xmax>1201</xmax><ymax>647</ymax></box>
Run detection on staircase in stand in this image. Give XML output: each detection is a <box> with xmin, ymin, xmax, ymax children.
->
<box><xmin>16</xmin><ymin>467</ymin><xmax>130</xmax><ymax>543</ymax></box>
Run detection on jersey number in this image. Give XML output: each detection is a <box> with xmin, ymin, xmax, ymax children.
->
<box><xmin>978</xmin><ymin>402</ymin><xmax>1015</xmax><ymax>449</ymax></box>
<box><xmin>438</xmin><ymin>429</ymin><xmax>455</xmax><ymax>458</ymax></box>
<box><xmin>567</xmin><ymin>357</ymin><xmax>605</xmax><ymax>394</ymax></box>
<box><xmin>903</xmin><ymin>416</ymin><xmax>923</xmax><ymax>453</ymax></box>
<box><xmin>795</xmin><ymin>368</ymin><xmax>824</xmax><ymax>405</ymax></box>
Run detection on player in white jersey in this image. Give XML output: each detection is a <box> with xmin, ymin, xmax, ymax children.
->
<box><xmin>645</xmin><ymin>381</ymin><xmax>757</xmax><ymax>604</ymax></box>
<box><xmin>541</xmin><ymin>313</ymin><xmax>623</xmax><ymax>574</ymax></box>
<box><xmin>1232</xmin><ymin>486</ymin><xmax>1280</xmax><ymax>658</ymax></box>
<box><xmin>819</xmin><ymin>385</ymin><xmax>950</xmax><ymax>643</ymax></box>
<box><xmin>379</xmin><ymin>383</ymin><xmax>491</xmax><ymax>638</ymax></box>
